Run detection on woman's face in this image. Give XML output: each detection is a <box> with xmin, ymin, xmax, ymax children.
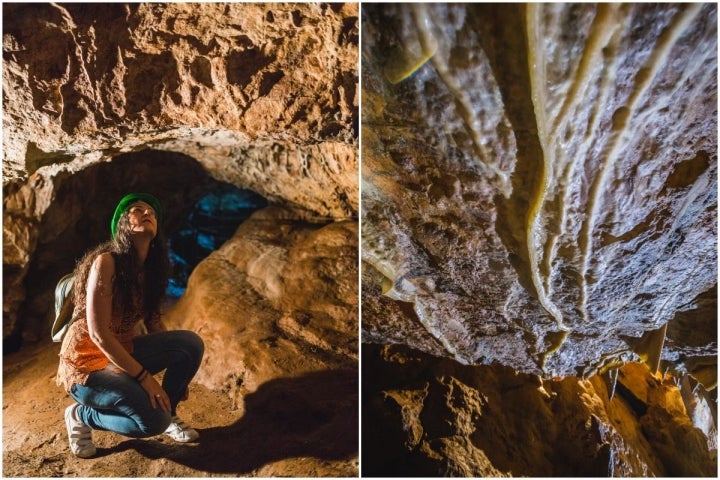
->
<box><xmin>126</xmin><ymin>201</ymin><xmax>158</xmax><ymax>238</ymax></box>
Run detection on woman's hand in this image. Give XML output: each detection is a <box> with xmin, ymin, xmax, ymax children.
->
<box><xmin>140</xmin><ymin>374</ymin><xmax>171</xmax><ymax>412</ymax></box>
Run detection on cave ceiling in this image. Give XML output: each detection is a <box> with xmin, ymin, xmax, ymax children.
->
<box><xmin>361</xmin><ymin>3</ymin><xmax>717</xmax><ymax>381</ymax></box>
<box><xmin>2</xmin><ymin>2</ymin><xmax>358</xmax><ymax>219</ymax></box>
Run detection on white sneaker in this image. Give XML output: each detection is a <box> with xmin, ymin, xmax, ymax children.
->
<box><xmin>64</xmin><ymin>403</ymin><xmax>96</xmax><ymax>458</ymax></box>
<box><xmin>164</xmin><ymin>416</ymin><xmax>199</xmax><ymax>443</ymax></box>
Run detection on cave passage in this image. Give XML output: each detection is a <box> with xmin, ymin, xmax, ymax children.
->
<box><xmin>7</xmin><ymin>149</ymin><xmax>268</xmax><ymax>351</ymax></box>
<box><xmin>167</xmin><ymin>184</ymin><xmax>268</xmax><ymax>297</ymax></box>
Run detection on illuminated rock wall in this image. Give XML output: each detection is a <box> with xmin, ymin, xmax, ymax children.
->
<box><xmin>165</xmin><ymin>206</ymin><xmax>358</xmax><ymax>408</ymax></box>
<box><xmin>362</xmin><ymin>344</ymin><xmax>716</xmax><ymax>477</ymax></box>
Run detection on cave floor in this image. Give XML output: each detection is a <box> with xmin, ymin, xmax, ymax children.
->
<box><xmin>2</xmin><ymin>340</ymin><xmax>358</xmax><ymax>477</ymax></box>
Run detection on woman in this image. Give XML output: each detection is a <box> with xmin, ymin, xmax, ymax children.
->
<box><xmin>57</xmin><ymin>193</ymin><xmax>204</xmax><ymax>458</ymax></box>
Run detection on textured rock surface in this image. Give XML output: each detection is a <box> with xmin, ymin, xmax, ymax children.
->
<box><xmin>361</xmin><ymin>3</ymin><xmax>717</xmax><ymax>379</ymax></box>
<box><xmin>165</xmin><ymin>206</ymin><xmax>359</xmax><ymax>408</ymax></box>
<box><xmin>362</xmin><ymin>344</ymin><xmax>717</xmax><ymax>477</ymax></box>
<box><xmin>3</xmin><ymin>3</ymin><xmax>358</xmax><ymax>185</ymax></box>
<box><xmin>3</xmin><ymin>2</ymin><xmax>358</xmax><ymax>341</ymax></box>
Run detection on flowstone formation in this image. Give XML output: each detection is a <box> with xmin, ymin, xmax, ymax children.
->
<box><xmin>361</xmin><ymin>3</ymin><xmax>716</xmax><ymax>381</ymax></box>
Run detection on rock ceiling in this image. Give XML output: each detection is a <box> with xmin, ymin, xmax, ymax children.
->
<box><xmin>361</xmin><ymin>3</ymin><xmax>717</xmax><ymax>380</ymax></box>
<box><xmin>3</xmin><ymin>2</ymin><xmax>357</xmax><ymax>218</ymax></box>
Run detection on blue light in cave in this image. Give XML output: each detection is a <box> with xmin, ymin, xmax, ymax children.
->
<box><xmin>196</xmin><ymin>233</ymin><xmax>216</xmax><ymax>251</ymax></box>
<box><xmin>167</xmin><ymin>185</ymin><xmax>267</xmax><ymax>297</ymax></box>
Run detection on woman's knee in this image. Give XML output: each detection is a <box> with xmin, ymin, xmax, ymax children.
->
<box><xmin>136</xmin><ymin>409</ymin><xmax>172</xmax><ymax>437</ymax></box>
<box><xmin>178</xmin><ymin>330</ymin><xmax>204</xmax><ymax>361</ymax></box>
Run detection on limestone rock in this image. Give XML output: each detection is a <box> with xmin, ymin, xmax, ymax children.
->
<box><xmin>361</xmin><ymin>4</ymin><xmax>717</xmax><ymax>378</ymax></box>
<box><xmin>362</xmin><ymin>344</ymin><xmax>717</xmax><ymax>477</ymax></box>
<box><xmin>164</xmin><ymin>206</ymin><xmax>359</xmax><ymax>411</ymax></box>
<box><xmin>3</xmin><ymin>3</ymin><xmax>358</xmax><ymax>195</ymax></box>
<box><xmin>2</xmin><ymin>1</ymin><xmax>358</xmax><ymax>216</ymax></box>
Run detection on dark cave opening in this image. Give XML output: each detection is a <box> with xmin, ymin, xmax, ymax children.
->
<box><xmin>167</xmin><ymin>184</ymin><xmax>268</xmax><ymax>298</ymax></box>
<box><xmin>6</xmin><ymin>149</ymin><xmax>267</xmax><ymax>353</ymax></box>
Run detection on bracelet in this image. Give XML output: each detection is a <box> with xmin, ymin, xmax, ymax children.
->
<box><xmin>137</xmin><ymin>370</ymin><xmax>149</xmax><ymax>383</ymax></box>
<box><xmin>134</xmin><ymin>367</ymin><xmax>147</xmax><ymax>382</ymax></box>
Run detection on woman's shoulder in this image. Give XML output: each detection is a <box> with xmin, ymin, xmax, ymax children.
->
<box><xmin>78</xmin><ymin>241</ymin><xmax>116</xmax><ymax>270</ymax></box>
<box><xmin>92</xmin><ymin>251</ymin><xmax>116</xmax><ymax>274</ymax></box>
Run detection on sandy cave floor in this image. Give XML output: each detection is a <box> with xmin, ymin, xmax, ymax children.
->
<box><xmin>2</xmin><ymin>340</ymin><xmax>359</xmax><ymax>477</ymax></box>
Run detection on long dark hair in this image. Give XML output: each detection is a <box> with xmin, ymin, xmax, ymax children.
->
<box><xmin>73</xmin><ymin>213</ymin><xmax>170</xmax><ymax>321</ymax></box>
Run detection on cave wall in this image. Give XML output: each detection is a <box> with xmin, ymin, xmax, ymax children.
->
<box><xmin>361</xmin><ymin>3</ymin><xmax>717</xmax><ymax>380</ymax></box>
<box><xmin>2</xmin><ymin>2</ymin><xmax>358</xmax><ymax>343</ymax></box>
<box><xmin>3</xmin><ymin>3</ymin><xmax>358</xmax><ymax>214</ymax></box>
<box><xmin>363</xmin><ymin>344</ymin><xmax>717</xmax><ymax>477</ymax></box>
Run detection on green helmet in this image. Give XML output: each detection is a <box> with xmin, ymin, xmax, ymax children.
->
<box><xmin>110</xmin><ymin>193</ymin><xmax>163</xmax><ymax>238</ymax></box>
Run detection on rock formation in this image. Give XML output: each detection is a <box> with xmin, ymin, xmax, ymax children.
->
<box><xmin>361</xmin><ymin>3</ymin><xmax>716</xmax><ymax>476</ymax></box>
<box><xmin>165</xmin><ymin>206</ymin><xmax>359</xmax><ymax>409</ymax></box>
<box><xmin>363</xmin><ymin>344</ymin><xmax>716</xmax><ymax>477</ymax></box>
<box><xmin>361</xmin><ymin>2</ymin><xmax>716</xmax><ymax>381</ymax></box>
<box><xmin>3</xmin><ymin>1</ymin><xmax>358</xmax><ymax>343</ymax></box>
<box><xmin>2</xmin><ymin>3</ymin><xmax>358</xmax><ymax>476</ymax></box>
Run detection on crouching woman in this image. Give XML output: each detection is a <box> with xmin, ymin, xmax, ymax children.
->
<box><xmin>57</xmin><ymin>193</ymin><xmax>204</xmax><ymax>458</ymax></box>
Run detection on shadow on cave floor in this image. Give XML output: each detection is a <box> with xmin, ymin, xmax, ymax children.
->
<box><xmin>2</xmin><ymin>340</ymin><xmax>358</xmax><ymax>477</ymax></box>
<box><xmin>107</xmin><ymin>368</ymin><xmax>359</xmax><ymax>474</ymax></box>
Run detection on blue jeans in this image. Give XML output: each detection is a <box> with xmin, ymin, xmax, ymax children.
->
<box><xmin>69</xmin><ymin>330</ymin><xmax>204</xmax><ymax>438</ymax></box>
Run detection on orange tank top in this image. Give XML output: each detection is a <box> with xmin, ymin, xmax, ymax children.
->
<box><xmin>56</xmin><ymin>294</ymin><xmax>145</xmax><ymax>392</ymax></box>
<box><xmin>56</xmin><ymin>272</ymin><xmax>148</xmax><ymax>392</ymax></box>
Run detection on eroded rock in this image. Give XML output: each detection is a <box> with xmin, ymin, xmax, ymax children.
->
<box><xmin>361</xmin><ymin>3</ymin><xmax>716</xmax><ymax>379</ymax></box>
<box><xmin>362</xmin><ymin>344</ymin><xmax>716</xmax><ymax>477</ymax></box>
<box><xmin>164</xmin><ymin>206</ymin><xmax>359</xmax><ymax>410</ymax></box>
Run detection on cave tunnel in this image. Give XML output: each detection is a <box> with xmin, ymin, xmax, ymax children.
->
<box><xmin>6</xmin><ymin>149</ymin><xmax>267</xmax><ymax>353</ymax></box>
<box><xmin>167</xmin><ymin>184</ymin><xmax>268</xmax><ymax>298</ymax></box>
